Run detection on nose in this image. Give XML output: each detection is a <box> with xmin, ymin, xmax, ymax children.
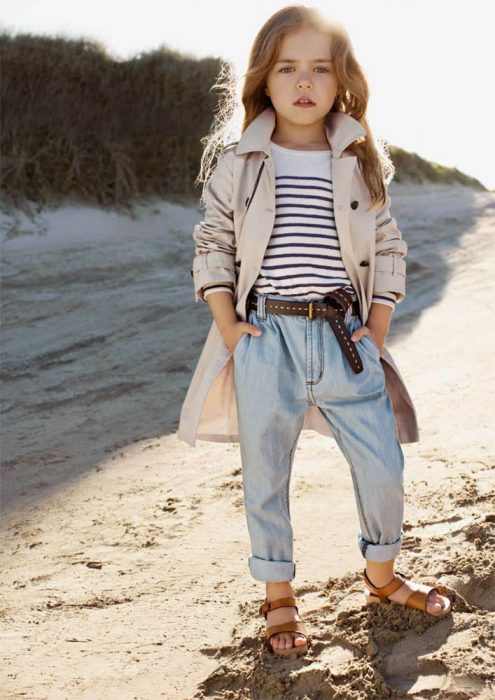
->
<box><xmin>297</xmin><ymin>73</ymin><xmax>312</xmax><ymax>89</ymax></box>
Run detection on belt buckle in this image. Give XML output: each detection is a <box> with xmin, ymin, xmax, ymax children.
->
<box><xmin>308</xmin><ymin>300</ymin><xmax>315</xmax><ymax>320</ymax></box>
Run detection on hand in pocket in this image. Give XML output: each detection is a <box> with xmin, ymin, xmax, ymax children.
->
<box><xmin>224</xmin><ymin>321</ymin><xmax>262</xmax><ymax>353</ymax></box>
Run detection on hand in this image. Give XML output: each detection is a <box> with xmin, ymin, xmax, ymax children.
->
<box><xmin>223</xmin><ymin>321</ymin><xmax>262</xmax><ymax>353</ymax></box>
<box><xmin>350</xmin><ymin>325</ymin><xmax>384</xmax><ymax>353</ymax></box>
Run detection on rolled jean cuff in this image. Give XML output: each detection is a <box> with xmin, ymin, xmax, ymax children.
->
<box><xmin>358</xmin><ymin>529</ymin><xmax>404</xmax><ymax>562</ymax></box>
<box><xmin>248</xmin><ymin>555</ymin><xmax>296</xmax><ymax>582</ymax></box>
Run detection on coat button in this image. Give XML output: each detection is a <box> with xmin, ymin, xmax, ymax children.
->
<box><xmin>351</xmin><ymin>200</ymin><xmax>359</xmax><ymax>209</ymax></box>
<box><xmin>359</xmin><ymin>260</ymin><xmax>369</xmax><ymax>266</ymax></box>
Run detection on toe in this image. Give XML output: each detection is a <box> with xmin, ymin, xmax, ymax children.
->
<box><xmin>283</xmin><ymin>633</ymin><xmax>294</xmax><ymax>649</ymax></box>
<box><xmin>428</xmin><ymin>599</ymin><xmax>442</xmax><ymax>614</ymax></box>
<box><xmin>426</xmin><ymin>589</ymin><xmax>448</xmax><ymax>614</ymax></box>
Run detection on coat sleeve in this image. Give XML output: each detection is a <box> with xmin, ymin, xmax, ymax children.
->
<box><xmin>373</xmin><ymin>185</ymin><xmax>408</xmax><ymax>303</ymax></box>
<box><xmin>191</xmin><ymin>149</ymin><xmax>237</xmax><ymax>303</ymax></box>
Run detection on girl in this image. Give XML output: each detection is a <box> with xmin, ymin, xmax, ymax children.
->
<box><xmin>178</xmin><ymin>5</ymin><xmax>451</xmax><ymax>657</ymax></box>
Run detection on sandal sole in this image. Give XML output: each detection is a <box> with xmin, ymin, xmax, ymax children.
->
<box><xmin>364</xmin><ymin>592</ymin><xmax>451</xmax><ymax>616</ymax></box>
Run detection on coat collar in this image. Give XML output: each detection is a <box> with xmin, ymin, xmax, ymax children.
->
<box><xmin>235</xmin><ymin>106</ymin><xmax>366</xmax><ymax>159</ymax></box>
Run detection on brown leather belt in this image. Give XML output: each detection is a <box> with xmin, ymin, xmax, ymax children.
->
<box><xmin>247</xmin><ymin>288</ymin><xmax>364</xmax><ymax>374</ymax></box>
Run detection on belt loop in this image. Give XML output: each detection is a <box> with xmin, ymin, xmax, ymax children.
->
<box><xmin>257</xmin><ymin>293</ymin><xmax>267</xmax><ymax>320</ymax></box>
<box><xmin>344</xmin><ymin>302</ymin><xmax>353</xmax><ymax>325</ymax></box>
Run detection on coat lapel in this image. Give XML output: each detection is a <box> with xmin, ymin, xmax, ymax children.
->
<box><xmin>235</xmin><ymin>106</ymin><xmax>366</xmax><ymax>158</ymax></box>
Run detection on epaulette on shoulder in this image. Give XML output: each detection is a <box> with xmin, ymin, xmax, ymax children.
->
<box><xmin>222</xmin><ymin>141</ymin><xmax>239</xmax><ymax>154</ymax></box>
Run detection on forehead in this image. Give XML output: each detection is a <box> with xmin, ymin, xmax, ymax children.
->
<box><xmin>276</xmin><ymin>27</ymin><xmax>332</xmax><ymax>60</ymax></box>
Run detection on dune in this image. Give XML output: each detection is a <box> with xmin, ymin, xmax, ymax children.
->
<box><xmin>0</xmin><ymin>182</ymin><xmax>494</xmax><ymax>698</ymax></box>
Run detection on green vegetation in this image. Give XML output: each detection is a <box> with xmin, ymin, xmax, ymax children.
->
<box><xmin>0</xmin><ymin>32</ymin><xmax>487</xmax><ymax>212</ymax></box>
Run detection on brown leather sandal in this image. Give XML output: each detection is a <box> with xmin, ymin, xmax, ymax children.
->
<box><xmin>259</xmin><ymin>596</ymin><xmax>311</xmax><ymax>656</ymax></box>
<box><xmin>363</xmin><ymin>569</ymin><xmax>452</xmax><ymax>616</ymax></box>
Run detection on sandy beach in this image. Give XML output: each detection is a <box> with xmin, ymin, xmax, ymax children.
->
<box><xmin>1</xmin><ymin>182</ymin><xmax>494</xmax><ymax>699</ymax></box>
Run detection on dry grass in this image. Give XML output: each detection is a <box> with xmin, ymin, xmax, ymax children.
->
<box><xmin>389</xmin><ymin>145</ymin><xmax>486</xmax><ymax>189</ymax></box>
<box><xmin>0</xmin><ymin>32</ymin><xmax>223</xmax><ymax>211</ymax></box>
<box><xmin>0</xmin><ymin>32</ymin><xmax>488</xmax><ymax>214</ymax></box>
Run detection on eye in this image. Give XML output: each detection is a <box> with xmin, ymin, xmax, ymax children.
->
<box><xmin>278</xmin><ymin>66</ymin><xmax>330</xmax><ymax>73</ymax></box>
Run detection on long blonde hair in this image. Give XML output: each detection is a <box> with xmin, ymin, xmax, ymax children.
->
<box><xmin>198</xmin><ymin>4</ymin><xmax>394</xmax><ymax>209</ymax></box>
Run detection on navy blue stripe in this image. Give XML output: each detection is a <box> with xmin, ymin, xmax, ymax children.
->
<box><xmin>373</xmin><ymin>294</ymin><xmax>396</xmax><ymax>301</ymax></box>
<box><xmin>273</xmin><ymin>216</ymin><xmax>336</xmax><ymax>223</ymax></box>
<box><xmin>254</xmin><ymin>279</ymin><xmax>353</xmax><ymax>289</ymax></box>
<box><xmin>273</xmin><ymin>222</ymin><xmax>336</xmax><ymax>230</ymax></box>
<box><xmin>266</xmin><ymin>242</ymin><xmax>339</xmax><ymax>250</ymax></box>
<box><xmin>256</xmin><ymin>275</ymin><xmax>350</xmax><ymax>285</ymax></box>
<box><xmin>267</xmin><ymin>231</ymin><xmax>339</xmax><ymax>241</ymax></box>
<box><xmin>276</xmin><ymin>184</ymin><xmax>333</xmax><ymax>194</ymax></box>
<box><xmin>274</xmin><ymin>212</ymin><xmax>335</xmax><ymax>220</ymax></box>
<box><xmin>276</xmin><ymin>194</ymin><xmax>333</xmax><ymax>203</ymax></box>
<box><xmin>266</xmin><ymin>250</ymin><xmax>342</xmax><ymax>260</ymax></box>
<box><xmin>276</xmin><ymin>203</ymin><xmax>333</xmax><ymax>212</ymax></box>
<box><xmin>262</xmin><ymin>264</ymin><xmax>348</xmax><ymax>274</ymax></box>
<box><xmin>266</xmin><ymin>243</ymin><xmax>340</xmax><ymax>252</ymax></box>
<box><xmin>275</xmin><ymin>175</ymin><xmax>331</xmax><ymax>184</ymax></box>
<box><xmin>254</xmin><ymin>284</ymin><xmax>354</xmax><ymax>295</ymax></box>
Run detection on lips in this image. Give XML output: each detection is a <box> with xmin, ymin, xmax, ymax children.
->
<box><xmin>293</xmin><ymin>96</ymin><xmax>315</xmax><ymax>105</ymax></box>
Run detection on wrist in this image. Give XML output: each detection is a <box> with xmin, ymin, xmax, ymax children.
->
<box><xmin>368</xmin><ymin>303</ymin><xmax>392</xmax><ymax>334</ymax></box>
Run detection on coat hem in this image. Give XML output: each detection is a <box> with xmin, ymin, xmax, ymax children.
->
<box><xmin>184</xmin><ymin>426</ymin><xmax>420</xmax><ymax>445</ymax></box>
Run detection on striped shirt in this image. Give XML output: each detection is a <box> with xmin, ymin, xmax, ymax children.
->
<box><xmin>203</xmin><ymin>140</ymin><xmax>397</xmax><ymax>311</ymax></box>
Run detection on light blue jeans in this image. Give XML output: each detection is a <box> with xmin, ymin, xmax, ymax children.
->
<box><xmin>233</xmin><ymin>291</ymin><xmax>405</xmax><ymax>582</ymax></box>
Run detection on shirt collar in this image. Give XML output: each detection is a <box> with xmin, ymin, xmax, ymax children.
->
<box><xmin>235</xmin><ymin>105</ymin><xmax>367</xmax><ymax>159</ymax></box>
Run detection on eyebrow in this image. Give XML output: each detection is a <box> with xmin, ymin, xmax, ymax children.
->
<box><xmin>275</xmin><ymin>58</ymin><xmax>333</xmax><ymax>63</ymax></box>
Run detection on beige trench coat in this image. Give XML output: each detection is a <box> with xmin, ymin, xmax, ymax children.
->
<box><xmin>178</xmin><ymin>107</ymin><xmax>419</xmax><ymax>446</ymax></box>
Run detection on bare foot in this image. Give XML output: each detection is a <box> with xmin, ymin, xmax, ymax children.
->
<box><xmin>265</xmin><ymin>582</ymin><xmax>308</xmax><ymax>652</ymax></box>
<box><xmin>366</xmin><ymin>573</ymin><xmax>450</xmax><ymax>614</ymax></box>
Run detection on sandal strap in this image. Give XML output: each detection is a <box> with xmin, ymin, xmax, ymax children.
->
<box><xmin>259</xmin><ymin>596</ymin><xmax>298</xmax><ymax>618</ymax></box>
<box><xmin>403</xmin><ymin>587</ymin><xmax>439</xmax><ymax>612</ymax></box>
<box><xmin>365</xmin><ymin>569</ymin><xmax>442</xmax><ymax>612</ymax></box>
<box><xmin>363</xmin><ymin>569</ymin><xmax>407</xmax><ymax>601</ymax></box>
<box><xmin>265</xmin><ymin>619</ymin><xmax>309</xmax><ymax>642</ymax></box>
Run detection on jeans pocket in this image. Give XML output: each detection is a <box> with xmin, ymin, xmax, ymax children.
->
<box><xmin>361</xmin><ymin>333</ymin><xmax>381</xmax><ymax>360</ymax></box>
<box><xmin>233</xmin><ymin>332</ymin><xmax>247</xmax><ymax>359</ymax></box>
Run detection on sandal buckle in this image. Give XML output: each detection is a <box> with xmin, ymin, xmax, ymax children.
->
<box><xmin>259</xmin><ymin>599</ymin><xmax>271</xmax><ymax>616</ymax></box>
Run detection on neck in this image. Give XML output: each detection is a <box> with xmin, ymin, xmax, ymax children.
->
<box><xmin>271</xmin><ymin>113</ymin><xmax>328</xmax><ymax>150</ymax></box>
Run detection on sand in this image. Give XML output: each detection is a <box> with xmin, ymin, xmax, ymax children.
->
<box><xmin>1</xmin><ymin>183</ymin><xmax>494</xmax><ymax>699</ymax></box>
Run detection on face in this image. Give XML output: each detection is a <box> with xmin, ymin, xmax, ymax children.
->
<box><xmin>265</xmin><ymin>27</ymin><xmax>339</xmax><ymax>126</ymax></box>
